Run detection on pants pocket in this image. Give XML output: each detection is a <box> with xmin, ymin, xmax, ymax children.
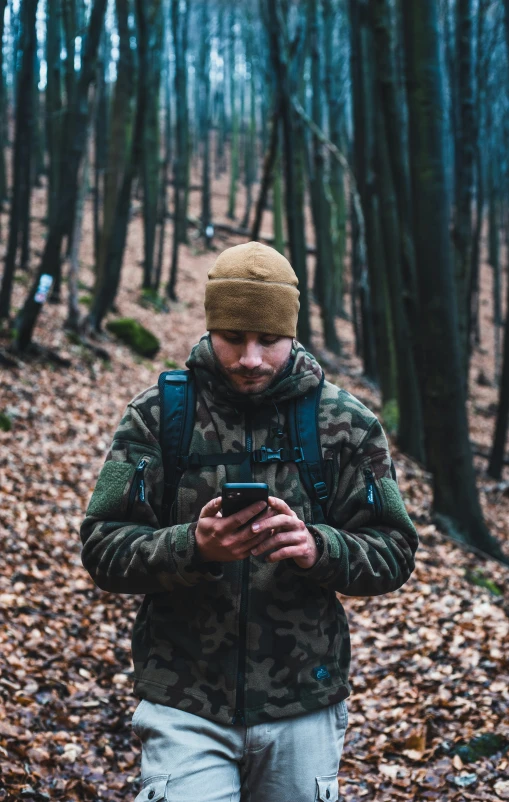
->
<box><xmin>131</xmin><ymin>698</ymin><xmax>147</xmax><ymax>736</ymax></box>
<box><xmin>335</xmin><ymin>699</ymin><xmax>348</xmax><ymax>731</ymax></box>
<box><xmin>315</xmin><ymin>774</ymin><xmax>339</xmax><ymax>801</ymax></box>
<box><xmin>134</xmin><ymin>775</ymin><xmax>171</xmax><ymax>802</ymax></box>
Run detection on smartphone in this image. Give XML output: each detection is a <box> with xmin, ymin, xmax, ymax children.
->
<box><xmin>221</xmin><ymin>483</ymin><xmax>269</xmax><ymax>519</ymax></box>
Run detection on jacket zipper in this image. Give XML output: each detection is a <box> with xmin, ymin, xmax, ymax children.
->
<box><xmin>364</xmin><ymin>467</ymin><xmax>383</xmax><ymax>516</ymax></box>
<box><xmin>127</xmin><ymin>458</ymin><xmax>149</xmax><ymax>517</ymax></box>
<box><xmin>232</xmin><ymin>416</ymin><xmax>252</xmax><ymax>726</ymax></box>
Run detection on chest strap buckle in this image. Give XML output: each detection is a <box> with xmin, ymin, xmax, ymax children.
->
<box><xmin>253</xmin><ymin>446</ymin><xmax>304</xmax><ymax>464</ymax></box>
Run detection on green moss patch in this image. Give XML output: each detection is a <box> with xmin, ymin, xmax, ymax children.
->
<box><xmin>454</xmin><ymin>732</ymin><xmax>509</xmax><ymax>763</ymax></box>
<box><xmin>106</xmin><ymin>317</ymin><xmax>160</xmax><ymax>358</ymax></box>
<box><xmin>164</xmin><ymin>359</ymin><xmax>180</xmax><ymax>369</ymax></box>
<box><xmin>139</xmin><ymin>289</ymin><xmax>169</xmax><ymax>313</ymax></box>
<box><xmin>465</xmin><ymin>569</ymin><xmax>503</xmax><ymax>597</ymax></box>
<box><xmin>0</xmin><ymin>412</ymin><xmax>12</xmax><ymax>432</ymax></box>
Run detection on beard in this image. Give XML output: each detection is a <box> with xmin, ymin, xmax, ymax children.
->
<box><xmin>216</xmin><ymin>358</ymin><xmax>290</xmax><ymax>395</ymax></box>
<box><xmin>223</xmin><ymin>366</ymin><xmax>276</xmax><ymax>394</ymax></box>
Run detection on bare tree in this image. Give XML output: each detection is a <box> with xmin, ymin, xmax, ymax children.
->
<box><xmin>402</xmin><ymin>0</ymin><xmax>505</xmax><ymax>560</ymax></box>
<box><xmin>13</xmin><ymin>0</ymin><xmax>108</xmax><ymax>351</ymax></box>
<box><xmin>0</xmin><ymin>0</ymin><xmax>38</xmax><ymax>320</ymax></box>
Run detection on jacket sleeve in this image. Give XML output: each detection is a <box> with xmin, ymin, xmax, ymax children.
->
<box><xmin>290</xmin><ymin>415</ymin><xmax>418</xmax><ymax>596</ymax></box>
<box><xmin>79</xmin><ymin>400</ymin><xmax>222</xmax><ymax>595</ymax></box>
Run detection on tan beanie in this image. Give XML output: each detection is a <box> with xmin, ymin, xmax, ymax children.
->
<box><xmin>205</xmin><ymin>242</ymin><xmax>300</xmax><ymax>337</ymax></box>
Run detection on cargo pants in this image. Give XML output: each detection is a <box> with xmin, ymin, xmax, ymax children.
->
<box><xmin>131</xmin><ymin>698</ymin><xmax>348</xmax><ymax>802</ymax></box>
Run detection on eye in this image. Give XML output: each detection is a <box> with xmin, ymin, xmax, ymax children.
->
<box><xmin>261</xmin><ymin>336</ymin><xmax>281</xmax><ymax>346</ymax></box>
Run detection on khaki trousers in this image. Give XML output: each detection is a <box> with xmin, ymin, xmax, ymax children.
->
<box><xmin>131</xmin><ymin>698</ymin><xmax>348</xmax><ymax>802</ymax></box>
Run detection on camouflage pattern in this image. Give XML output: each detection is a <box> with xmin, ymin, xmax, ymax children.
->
<box><xmin>80</xmin><ymin>334</ymin><xmax>418</xmax><ymax>726</ymax></box>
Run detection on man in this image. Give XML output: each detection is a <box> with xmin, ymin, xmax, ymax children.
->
<box><xmin>80</xmin><ymin>242</ymin><xmax>418</xmax><ymax>802</ymax></box>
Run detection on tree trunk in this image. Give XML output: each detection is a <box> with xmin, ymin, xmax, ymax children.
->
<box><xmin>262</xmin><ymin>0</ymin><xmax>311</xmax><ymax>347</ymax></box>
<box><xmin>350</xmin><ymin>0</ymin><xmax>396</xmax><ymax>402</ymax></box>
<box><xmin>0</xmin><ymin>0</ymin><xmax>7</xmax><ymax>206</ymax></box>
<box><xmin>322</xmin><ymin>0</ymin><xmax>346</xmax><ymax>318</ymax></box>
<box><xmin>56</xmin><ymin>0</ymin><xmax>78</xmax><ymax>276</ymax></box>
<box><xmin>137</xmin><ymin>0</ymin><xmax>164</xmax><ymax>290</ymax></box>
<box><xmin>93</xmin><ymin>29</ymin><xmax>108</xmax><ymax>269</ymax></box>
<box><xmin>402</xmin><ymin>0</ymin><xmax>504</xmax><ymax>559</ymax></box>
<box><xmin>13</xmin><ymin>0</ymin><xmax>108</xmax><ymax>350</ymax></box>
<box><xmin>371</xmin><ymin>0</ymin><xmax>424</xmax><ymax>463</ymax></box>
<box><xmin>167</xmin><ymin>0</ymin><xmax>189</xmax><ymax>300</ymax></box>
<box><xmin>241</xmin><ymin>19</ymin><xmax>256</xmax><ymax>231</ymax></box>
<box><xmin>227</xmin><ymin>8</ymin><xmax>239</xmax><ymax>220</ymax></box>
<box><xmin>88</xmin><ymin>89</ymin><xmax>144</xmax><ymax>330</ymax></box>
<box><xmin>487</xmin><ymin>139</ymin><xmax>502</xmax><ymax>379</ymax></box>
<box><xmin>20</xmin><ymin>38</ymin><xmax>40</xmax><ymax>268</ymax></box>
<box><xmin>214</xmin><ymin>7</ymin><xmax>226</xmax><ymax>178</ymax></box>
<box><xmin>469</xmin><ymin>0</ymin><xmax>489</xmax><ymax>350</ymax></box>
<box><xmin>0</xmin><ymin>0</ymin><xmax>37</xmax><ymax>320</ymax></box>
<box><xmin>307</xmin><ymin>0</ymin><xmax>340</xmax><ymax>354</ymax></box>
<box><xmin>199</xmin><ymin>0</ymin><xmax>212</xmax><ymax>246</ymax></box>
<box><xmin>62</xmin><ymin>0</ymin><xmax>77</xmax><ymax>108</ymax></box>
<box><xmin>154</xmin><ymin>0</ymin><xmax>172</xmax><ymax>293</ymax></box>
<box><xmin>66</xmin><ymin>88</ymin><xmax>96</xmax><ymax>332</ymax></box>
<box><xmin>504</xmin><ymin>0</ymin><xmax>509</xmax><ymax>76</ymax></box>
<box><xmin>453</xmin><ymin>0</ymin><xmax>475</xmax><ymax>386</ymax></box>
<box><xmin>251</xmin><ymin>100</ymin><xmax>280</xmax><ymax>242</ymax></box>
<box><xmin>442</xmin><ymin>0</ymin><xmax>457</xmax><ymax>192</ymax></box>
<box><xmin>180</xmin><ymin>0</ymin><xmax>191</xmax><ymax>241</ymax></box>
<box><xmin>272</xmin><ymin>144</ymin><xmax>284</xmax><ymax>255</ymax></box>
<box><xmin>488</xmin><ymin>0</ymin><xmax>509</xmax><ymax>477</ymax></box>
<box><xmin>32</xmin><ymin>46</ymin><xmax>45</xmax><ymax>188</ymax></box>
<box><xmin>488</xmin><ymin>225</ymin><xmax>509</xmax><ymax>480</ymax></box>
<box><xmin>88</xmin><ymin>0</ymin><xmax>136</xmax><ymax>330</ymax></box>
<box><xmin>45</xmin><ymin>0</ymin><xmax>63</xmax><ymax>230</ymax></box>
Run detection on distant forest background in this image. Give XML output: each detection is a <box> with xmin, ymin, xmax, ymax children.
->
<box><xmin>1</xmin><ymin>0</ymin><xmax>509</xmax><ymax>562</ymax></box>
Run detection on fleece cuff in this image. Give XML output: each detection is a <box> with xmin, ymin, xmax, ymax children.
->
<box><xmin>171</xmin><ymin>522</ymin><xmax>223</xmax><ymax>585</ymax></box>
<box><xmin>287</xmin><ymin>524</ymin><xmax>348</xmax><ymax>585</ymax></box>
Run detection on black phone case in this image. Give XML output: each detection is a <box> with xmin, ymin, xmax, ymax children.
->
<box><xmin>221</xmin><ymin>483</ymin><xmax>269</xmax><ymax>518</ymax></box>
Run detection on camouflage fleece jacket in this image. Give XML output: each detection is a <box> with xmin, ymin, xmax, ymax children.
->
<box><xmin>80</xmin><ymin>334</ymin><xmax>418</xmax><ymax>726</ymax></box>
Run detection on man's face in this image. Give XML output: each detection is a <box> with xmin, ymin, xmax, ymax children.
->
<box><xmin>210</xmin><ymin>331</ymin><xmax>293</xmax><ymax>395</ymax></box>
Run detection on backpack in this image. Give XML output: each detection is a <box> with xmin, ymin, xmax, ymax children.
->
<box><xmin>157</xmin><ymin>369</ymin><xmax>329</xmax><ymax>528</ymax></box>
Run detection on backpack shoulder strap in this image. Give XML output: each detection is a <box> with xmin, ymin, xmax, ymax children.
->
<box><xmin>287</xmin><ymin>372</ymin><xmax>328</xmax><ymax>524</ymax></box>
<box><xmin>157</xmin><ymin>369</ymin><xmax>196</xmax><ymax>527</ymax></box>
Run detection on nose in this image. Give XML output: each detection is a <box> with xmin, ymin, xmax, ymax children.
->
<box><xmin>239</xmin><ymin>342</ymin><xmax>263</xmax><ymax>370</ymax></box>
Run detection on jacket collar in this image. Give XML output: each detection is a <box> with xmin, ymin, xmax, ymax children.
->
<box><xmin>185</xmin><ymin>333</ymin><xmax>323</xmax><ymax>409</ymax></box>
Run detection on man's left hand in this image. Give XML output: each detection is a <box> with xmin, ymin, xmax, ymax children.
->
<box><xmin>249</xmin><ymin>496</ymin><xmax>319</xmax><ymax>569</ymax></box>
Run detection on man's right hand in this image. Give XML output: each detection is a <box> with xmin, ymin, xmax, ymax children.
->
<box><xmin>195</xmin><ymin>497</ymin><xmax>274</xmax><ymax>562</ymax></box>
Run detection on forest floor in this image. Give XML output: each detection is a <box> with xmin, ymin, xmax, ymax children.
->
<box><xmin>1</xmin><ymin>167</ymin><xmax>509</xmax><ymax>802</ymax></box>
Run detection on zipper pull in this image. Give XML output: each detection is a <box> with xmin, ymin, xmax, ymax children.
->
<box><xmin>363</xmin><ymin>467</ymin><xmax>382</xmax><ymax>515</ymax></box>
<box><xmin>127</xmin><ymin>458</ymin><xmax>149</xmax><ymax>516</ymax></box>
<box><xmin>364</xmin><ymin>468</ymin><xmax>375</xmax><ymax>505</ymax></box>
<box><xmin>232</xmin><ymin>709</ymin><xmax>245</xmax><ymax>726</ymax></box>
<box><xmin>136</xmin><ymin>459</ymin><xmax>147</xmax><ymax>503</ymax></box>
